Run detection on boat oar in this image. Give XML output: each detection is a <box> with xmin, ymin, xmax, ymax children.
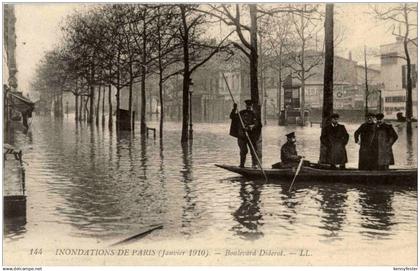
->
<box><xmin>288</xmin><ymin>157</ymin><xmax>305</xmax><ymax>192</ymax></box>
<box><xmin>110</xmin><ymin>224</ymin><xmax>163</xmax><ymax>247</ymax></box>
<box><xmin>222</xmin><ymin>73</ymin><xmax>268</xmax><ymax>183</ymax></box>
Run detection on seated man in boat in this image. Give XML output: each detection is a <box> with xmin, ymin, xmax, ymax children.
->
<box><xmin>272</xmin><ymin>132</ymin><xmax>304</xmax><ymax>168</ymax></box>
<box><xmin>230</xmin><ymin>99</ymin><xmax>261</xmax><ymax>168</ymax></box>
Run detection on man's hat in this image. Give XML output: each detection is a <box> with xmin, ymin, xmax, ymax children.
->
<box><xmin>286</xmin><ymin>132</ymin><xmax>295</xmax><ymax>138</ymax></box>
<box><xmin>366</xmin><ymin>112</ymin><xmax>376</xmax><ymax>117</ymax></box>
<box><xmin>376</xmin><ymin>113</ymin><xmax>385</xmax><ymax>120</ymax></box>
<box><xmin>330</xmin><ymin>113</ymin><xmax>340</xmax><ymax>119</ymax></box>
<box><xmin>244</xmin><ymin>99</ymin><xmax>253</xmax><ymax>106</ymax></box>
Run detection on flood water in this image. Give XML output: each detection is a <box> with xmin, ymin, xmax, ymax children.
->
<box><xmin>3</xmin><ymin>116</ymin><xmax>418</xmax><ymax>265</ymax></box>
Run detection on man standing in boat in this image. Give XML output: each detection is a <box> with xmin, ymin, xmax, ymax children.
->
<box><xmin>230</xmin><ymin>99</ymin><xmax>261</xmax><ymax>168</ymax></box>
<box><xmin>354</xmin><ymin>113</ymin><xmax>377</xmax><ymax>170</ymax></box>
<box><xmin>373</xmin><ymin>113</ymin><xmax>398</xmax><ymax>170</ymax></box>
<box><xmin>320</xmin><ymin>113</ymin><xmax>349</xmax><ymax>169</ymax></box>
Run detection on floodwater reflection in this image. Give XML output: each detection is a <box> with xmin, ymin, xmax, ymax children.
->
<box><xmin>3</xmin><ymin>117</ymin><xmax>417</xmax><ymax>252</ymax></box>
<box><xmin>232</xmin><ymin>181</ymin><xmax>264</xmax><ymax>240</ymax></box>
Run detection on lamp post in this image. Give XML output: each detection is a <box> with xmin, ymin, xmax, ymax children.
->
<box><xmin>378</xmin><ymin>89</ymin><xmax>382</xmax><ymax>113</ymax></box>
<box><xmin>189</xmin><ymin>80</ymin><xmax>194</xmax><ymax>140</ymax></box>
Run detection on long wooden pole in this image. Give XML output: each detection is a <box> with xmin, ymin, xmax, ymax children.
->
<box><xmin>288</xmin><ymin>157</ymin><xmax>304</xmax><ymax>192</ymax></box>
<box><xmin>222</xmin><ymin>73</ymin><xmax>268</xmax><ymax>182</ymax></box>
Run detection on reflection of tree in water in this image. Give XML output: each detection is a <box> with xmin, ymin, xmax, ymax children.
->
<box><xmin>358</xmin><ymin>186</ymin><xmax>395</xmax><ymax>238</ymax></box>
<box><xmin>406</xmin><ymin>130</ymin><xmax>415</xmax><ymax>165</ymax></box>
<box><xmin>180</xmin><ymin>142</ymin><xmax>198</xmax><ymax>236</ymax></box>
<box><xmin>4</xmin><ymin>216</ymin><xmax>27</xmax><ymax>241</ymax></box>
<box><xmin>317</xmin><ymin>185</ymin><xmax>348</xmax><ymax>239</ymax></box>
<box><xmin>231</xmin><ymin>181</ymin><xmax>264</xmax><ymax>240</ymax></box>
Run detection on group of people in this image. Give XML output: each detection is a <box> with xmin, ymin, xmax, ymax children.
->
<box><xmin>230</xmin><ymin>99</ymin><xmax>399</xmax><ymax>171</ymax></box>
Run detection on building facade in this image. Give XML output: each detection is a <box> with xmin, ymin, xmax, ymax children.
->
<box><xmin>380</xmin><ymin>37</ymin><xmax>417</xmax><ymax>119</ymax></box>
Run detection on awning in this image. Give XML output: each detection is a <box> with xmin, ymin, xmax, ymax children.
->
<box><xmin>6</xmin><ymin>91</ymin><xmax>35</xmax><ymax>113</ymax></box>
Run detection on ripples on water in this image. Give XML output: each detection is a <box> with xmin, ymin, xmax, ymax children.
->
<box><xmin>3</xmin><ymin>116</ymin><xmax>417</xmax><ymax>250</ymax></box>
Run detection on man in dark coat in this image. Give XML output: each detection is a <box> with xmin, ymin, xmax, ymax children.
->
<box><xmin>281</xmin><ymin>132</ymin><xmax>302</xmax><ymax>165</ymax></box>
<box><xmin>354</xmin><ymin>113</ymin><xmax>377</xmax><ymax>170</ymax></box>
<box><xmin>373</xmin><ymin>113</ymin><xmax>398</xmax><ymax>170</ymax></box>
<box><xmin>320</xmin><ymin>113</ymin><xmax>349</xmax><ymax>169</ymax></box>
<box><xmin>230</xmin><ymin>99</ymin><xmax>261</xmax><ymax>168</ymax></box>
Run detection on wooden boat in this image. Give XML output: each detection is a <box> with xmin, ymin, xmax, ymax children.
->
<box><xmin>215</xmin><ymin>164</ymin><xmax>417</xmax><ymax>187</ymax></box>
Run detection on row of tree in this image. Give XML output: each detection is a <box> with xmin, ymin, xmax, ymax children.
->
<box><xmin>31</xmin><ymin>4</ymin><xmax>417</xmax><ymax>146</ymax></box>
<box><xmin>32</xmin><ymin>4</ymin><xmax>329</xmax><ymax>143</ymax></box>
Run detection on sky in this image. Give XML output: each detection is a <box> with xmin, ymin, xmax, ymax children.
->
<box><xmin>12</xmin><ymin>3</ymin><xmax>412</xmax><ymax>94</ymax></box>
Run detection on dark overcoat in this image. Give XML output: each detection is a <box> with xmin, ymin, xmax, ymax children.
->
<box><xmin>321</xmin><ymin>124</ymin><xmax>349</xmax><ymax>165</ymax></box>
<box><xmin>354</xmin><ymin>123</ymin><xmax>377</xmax><ymax>170</ymax></box>
<box><xmin>229</xmin><ymin>109</ymin><xmax>260</xmax><ymax>140</ymax></box>
<box><xmin>281</xmin><ymin>142</ymin><xmax>300</xmax><ymax>164</ymax></box>
<box><xmin>374</xmin><ymin>123</ymin><xmax>398</xmax><ymax>166</ymax></box>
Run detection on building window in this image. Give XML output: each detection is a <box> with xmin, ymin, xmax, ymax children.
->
<box><xmin>385</xmin><ymin>96</ymin><xmax>406</xmax><ymax>103</ymax></box>
<box><xmin>381</xmin><ymin>52</ymin><xmax>399</xmax><ymax>65</ymax></box>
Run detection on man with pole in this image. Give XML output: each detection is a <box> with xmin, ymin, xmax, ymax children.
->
<box><xmin>224</xmin><ymin>73</ymin><xmax>267</xmax><ymax>182</ymax></box>
<box><xmin>230</xmin><ymin>99</ymin><xmax>261</xmax><ymax>168</ymax></box>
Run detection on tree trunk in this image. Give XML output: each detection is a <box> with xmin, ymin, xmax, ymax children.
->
<box><xmin>277</xmin><ymin>62</ymin><xmax>282</xmax><ymax>125</ymax></box>
<box><xmin>79</xmin><ymin>96</ymin><xmax>83</xmax><ymax>121</ymax></box>
<box><xmin>320</xmin><ymin>3</ymin><xmax>334</xmax><ymax>164</ymax></box>
<box><xmin>102</xmin><ymin>86</ymin><xmax>105</xmax><ymax>125</ymax></box>
<box><xmin>140</xmin><ymin>20</ymin><xmax>147</xmax><ymax>135</ymax></box>
<box><xmin>364</xmin><ymin>45</ymin><xmax>369</xmax><ymax>116</ymax></box>
<box><xmin>180</xmin><ymin>6</ymin><xmax>190</xmax><ymax>143</ymax></box>
<box><xmin>116</xmin><ymin>88</ymin><xmax>120</xmax><ymax>129</ymax></box>
<box><xmin>96</xmin><ymin>86</ymin><xmax>100</xmax><ymax>126</ymax></box>
<box><xmin>403</xmin><ymin>5</ymin><xmax>412</xmax><ymax>133</ymax></box>
<box><xmin>249</xmin><ymin>4</ymin><xmax>259</xmax><ymax>105</ymax></box>
<box><xmin>299</xmin><ymin>8</ymin><xmax>306</xmax><ymax>126</ymax></box>
<box><xmin>157</xmin><ymin>11</ymin><xmax>164</xmax><ymax>139</ymax></box>
<box><xmin>89</xmin><ymin>85</ymin><xmax>94</xmax><ymax>124</ymax></box>
<box><xmin>108</xmin><ymin>85</ymin><xmax>113</xmax><ymax>128</ymax></box>
<box><xmin>60</xmin><ymin>92</ymin><xmax>63</xmax><ymax>117</ymax></box>
<box><xmin>129</xmin><ymin>63</ymin><xmax>133</xmax><ymax>130</ymax></box>
<box><xmin>75</xmin><ymin>94</ymin><xmax>79</xmax><ymax>121</ymax></box>
<box><xmin>159</xmin><ymin>74</ymin><xmax>164</xmax><ymax>139</ymax></box>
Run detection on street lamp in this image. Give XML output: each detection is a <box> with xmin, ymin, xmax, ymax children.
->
<box><xmin>189</xmin><ymin>80</ymin><xmax>194</xmax><ymax>140</ymax></box>
<box><xmin>378</xmin><ymin>89</ymin><xmax>382</xmax><ymax>113</ymax></box>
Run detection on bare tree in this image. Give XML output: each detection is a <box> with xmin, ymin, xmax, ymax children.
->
<box><xmin>176</xmin><ymin>4</ymin><xmax>233</xmax><ymax>143</ymax></box>
<box><xmin>284</xmin><ymin>4</ymin><xmax>323</xmax><ymax>126</ymax></box>
<box><xmin>259</xmin><ymin>13</ymin><xmax>293</xmax><ymax>124</ymax></box>
<box><xmin>372</xmin><ymin>3</ymin><xmax>417</xmax><ymax>131</ymax></box>
<box><xmin>319</xmin><ymin>3</ymin><xmax>334</xmax><ymax>164</ymax></box>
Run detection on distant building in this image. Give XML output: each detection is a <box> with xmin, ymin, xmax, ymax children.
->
<box><xmin>270</xmin><ymin>52</ymin><xmax>382</xmax><ymax>124</ymax></box>
<box><xmin>380</xmin><ymin>37</ymin><xmax>417</xmax><ymax>119</ymax></box>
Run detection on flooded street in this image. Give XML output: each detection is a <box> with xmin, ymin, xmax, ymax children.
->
<box><xmin>4</xmin><ymin>116</ymin><xmax>417</xmax><ymax>265</ymax></box>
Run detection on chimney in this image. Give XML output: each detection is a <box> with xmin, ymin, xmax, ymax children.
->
<box><xmin>348</xmin><ymin>51</ymin><xmax>352</xmax><ymax>61</ymax></box>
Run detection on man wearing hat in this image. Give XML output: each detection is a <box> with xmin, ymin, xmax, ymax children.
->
<box><xmin>280</xmin><ymin>132</ymin><xmax>303</xmax><ymax>165</ymax></box>
<box><xmin>320</xmin><ymin>113</ymin><xmax>349</xmax><ymax>169</ymax></box>
<box><xmin>373</xmin><ymin>113</ymin><xmax>398</xmax><ymax>170</ymax></box>
<box><xmin>229</xmin><ymin>99</ymin><xmax>261</xmax><ymax>168</ymax></box>
<box><xmin>354</xmin><ymin>113</ymin><xmax>377</xmax><ymax>170</ymax></box>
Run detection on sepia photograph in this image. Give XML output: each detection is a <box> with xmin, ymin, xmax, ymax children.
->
<box><xmin>2</xmin><ymin>2</ymin><xmax>418</xmax><ymax>268</ymax></box>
